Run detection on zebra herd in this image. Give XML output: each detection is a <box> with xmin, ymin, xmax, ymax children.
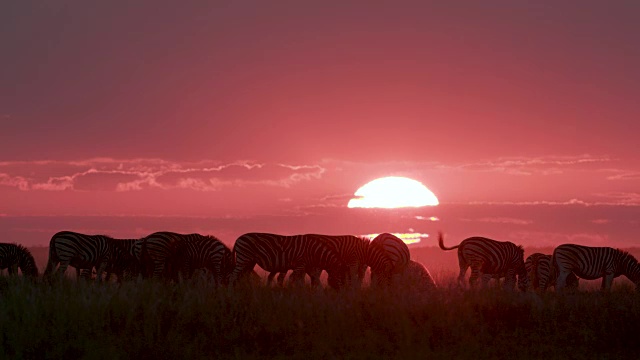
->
<box><xmin>438</xmin><ymin>233</ymin><xmax>640</xmax><ymax>292</ymax></box>
<box><xmin>1</xmin><ymin>231</ymin><xmax>431</xmax><ymax>291</ymax></box>
<box><xmin>1</xmin><ymin>230</ymin><xmax>640</xmax><ymax>293</ymax></box>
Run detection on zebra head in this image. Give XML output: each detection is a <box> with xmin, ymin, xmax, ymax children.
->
<box><xmin>619</xmin><ymin>250</ymin><xmax>640</xmax><ymax>289</ymax></box>
<box><xmin>516</xmin><ymin>246</ymin><xmax>529</xmax><ymax>292</ymax></box>
<box><xmin>16</xmin><ymin>244</ymin><xmax>39</xmax><ymax>278</ymax></box>
<box><xmin>221</xmin><ymin>247</ymin><xmax>235</xmax><ymax>286</ymax></box>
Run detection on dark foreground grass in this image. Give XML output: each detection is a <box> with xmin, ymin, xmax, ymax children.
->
<box><xmin>1</xmin><ymin>277</ymin><xmax>640</xmax><ymax>360</ymax></box>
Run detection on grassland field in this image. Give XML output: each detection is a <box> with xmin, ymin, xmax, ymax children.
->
<box><xmin>1</xmin><ymin>246</ymin><xmax>640</xmax><ymax>359</ymax></box>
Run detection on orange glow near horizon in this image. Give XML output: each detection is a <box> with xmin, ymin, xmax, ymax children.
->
<box><xmin>348</xmin><ymin>177</ymin><xmax>439</xmax><ymax>209</ymax></box>
<box><xmin>363</xmin><ymin>232</ymin><xmax>429</xmax><ymax>245</ymax></box>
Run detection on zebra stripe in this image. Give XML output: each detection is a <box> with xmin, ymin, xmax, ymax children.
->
<box><xmin>44</xmin><ymin>231</ymin><xmax>111</xmax><ymax>281</ymax></box>
<box><xmin>76</xmin><ymin>238</ymin><xmax>143</xmax><ymax>282</ymax></box>
<box><xmin>44</xmin><ymin>231</ymin><xmax>135</xmax><ymax>282</ymax></box>
<box><xmin>307</xmin><ymin>234</ymin><xmax>370</xmax><ymax>289</ymax></box>
<box><xmin>229</xmin><ymin>233</ymin><xmax>343</xmax><ymax>288</ymax></box>
<box><xmin>140</xmin><ymin>231</ymin><xmax>196</xmax><ymax>279</ymax></box>
<box><xmin>0</xmin><ymin>243</ymin><xmax>38</xmax><ymax>278</ymax></box>
<box><xmin>170</xmin><ymin>234</ymin><xmax>234</xmax><ymax>286</ymax></box>
<box><xmin>526</xmin><ymin>253</ymin><xmax>578</xmax><ymax>291</ymax></box>
<box><xmin>553</xmin><ymin>244</ymin><xmax>640</xmax><ymax>291</ymax></box>
<box><xmin>367</xmin><ymin>233</ymin><xmax>410</xmax><ymax>288</ymax></box>
<box><xmin>263</xmin><ymin>234</ymin><xmax>370</xmax><ymax>288</ymax></box>
<box><xmin>439</xmin><ymin>233</ymin><xmax>529</xmax><ymax>291</ymax></box>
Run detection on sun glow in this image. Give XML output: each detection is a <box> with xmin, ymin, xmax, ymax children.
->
<box><xmin>347</xmin><ymin>176</ymin><xmax>439</xmax><ymax>208</ymax></box>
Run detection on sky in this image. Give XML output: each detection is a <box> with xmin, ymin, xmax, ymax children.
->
<box><xmin>2</xmin><ymin>1</ymin><xmax>640</xmax><ymax>249</ymax></box>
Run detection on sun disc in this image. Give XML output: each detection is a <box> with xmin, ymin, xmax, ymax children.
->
<box><xmin>348</xmin><ymin>176</ymin><xmax>439</xmax><ymax>208</ymax></box>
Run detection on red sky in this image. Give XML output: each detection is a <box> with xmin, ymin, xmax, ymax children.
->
<box><xmin>2</xmin><ymin>2</ymin><xmax>639</xmax><ymax>248</ymax></box>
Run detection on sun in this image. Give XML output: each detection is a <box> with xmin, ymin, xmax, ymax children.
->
<box><xmin>347</xmin><ymin>176</ymin><xmax>439</xmax><ymax>208</ymax></box>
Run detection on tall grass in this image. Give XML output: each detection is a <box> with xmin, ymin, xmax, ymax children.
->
<box><xmin>2</xmin><ymin>275</ymin><xmax>640</xmax><ymax>359</ymax></box>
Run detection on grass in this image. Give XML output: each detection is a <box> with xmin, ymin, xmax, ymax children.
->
<box><xmin>2</xmin><ymin>275</ymin><xmax>640</xmax><ymax>360</ymax></box>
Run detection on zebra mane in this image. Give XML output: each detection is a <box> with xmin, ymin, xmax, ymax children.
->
<box><xmin>204</xmin><ymin>234</ymin><xmax>233</xmax><ymax>251</ymax></box>
<box><xmin>617</xmin><ymin>249</ymin><xmax>639</xmax><ymax>265</ymax></box>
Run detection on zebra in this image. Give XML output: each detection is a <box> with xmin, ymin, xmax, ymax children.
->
<box><xmin>438</xmin><ymin>232</ymin><xmax>529</xmax><ymax>291</ymax></box>
<box><xmin>262</xmin><ymin>234</ymin><xmax>369</xmax><ymax>289</ymax></box>
<box><xmin>367</xmin><ymin>233</ymin><xmax>410</xmax><ymax>288</ymax></box>
<box><xmin>228</xmin><ymin>233</ymin><xmax>344</xmax><ymax>288</ymax></box>
<box><xmin>169</xmin><ymin>234</ymin><xmax>234</xmax><ymax>286</ymax></box>
<box><xmin>44</xmin><ymin>231</ymin><xmax>137</xmax><ymax>282</ymax></box>
<box><xmin>76</xmin><ymin>238</ymin><xmax>143</xmax><ymax>282</ymax></box>
<box><xmin>526</xmin><ymin>253</ymin><xmax>578</xmax><ymax>291</ymax></box>
<box><xmin>139</xmin><ymin>231</ymin><xmax>196</xmax><ymax>279</ymax></box>
<box><xmin>553</xmin><ymin>244</ymin><xmax>640</xmax><ymax>292</ymax></box>
<box><xmin>307</xmin><ymin>234</ymin><xmax>370</xmax><ymax>289</ymax></box>
<box><xmin>395</xmin><ymin>259</ymin><xmax>437</xmax><ymax>292</ymax></box>
<box><xmin>0</xmin><ymin>243</ymin><xmax>39</xmax><ymax>278</ymax></box>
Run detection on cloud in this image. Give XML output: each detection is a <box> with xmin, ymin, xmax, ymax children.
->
<box><xmin>465</xmin><ymin>197</ymin><xmax>640</xmax><ymax>207</ymax></box>
<box><xmin>461</xmin><ymin>217</ymin><xmax>533</xmax><ymax>225</ymax></box>
<box><xmin>438</xmin><ymin>154</ymin><xmax>614</xmax><ymax>175</ymax></box>
<box><xmin>0</xmin><ymin>158</ymin><xmax>326</xmax><ymax>192</ymax></box>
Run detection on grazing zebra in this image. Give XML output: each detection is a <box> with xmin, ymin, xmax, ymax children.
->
<box><xmin>170</xmin><ymin>234</ymin><xmax>234</xmax><ymax>286</ymax></box>
<box><xmin>438</xmin><ymin>233</ymin><xmax>529</xmax><ymax>291</ymax></box>
<box><xmin>396</xmin><ymin>259</ymin><xmax>437</xmax><ymax>292</ymax></box>
<box><xmin>525</xmin><ymin>253</ymin><xmax>578</xmax><ymax>291</ymax></box>
<box><xmin>307</xmin><ymin>234</ymin><xmax>370</xmax><ymax>289</ymax></box>
<box><xmin>228</xmin><ymin>233</ymin><xmax>343</xmax><ymax>288</ymax></box>
<box><xmin>553</xmin><ymin>244</ymin><xmax>640</xmax><ymax>291</ymax></box>
<box><xmin>76</xmin><ymin>238</ymin><xmax>143</xmax><ymax>282</ymax></box>
<box><xmin>367</xmin><ymin>233</ymin><xmax>410</xmax><ymax>288</ymax></box>
<box><xmin>44</xmin><ymin>231</ymin><xmax>136</xmax><ymax>282</ymax></box>
<box><xmin>0</xmin><ymin>243</ymin><xmax>39</xmax><ymax>278</ymax></box>
<box><xmin>140</xmin><ymin>231</ymin><xmax>195</xmax><ymax>279</ymax></box>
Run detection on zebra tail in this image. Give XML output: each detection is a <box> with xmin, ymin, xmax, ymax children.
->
<box><xmin>438</xmin><ymin>232</ymin><xmax>460</xmax><ymax>251</ymax></box>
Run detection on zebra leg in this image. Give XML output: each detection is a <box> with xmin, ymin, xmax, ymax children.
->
<box><xmin>539</xmin><ymin>272</ymin><xmax>549</xmax><ymax>292</ymax></box>
<box><xmin>95</xmin><ymin>262</ymin><xmax>108</xmax><ymax>283</ymax></box>
<box><xmin>277</xmin><ymin>272</ymin><xmax>287</xmax><ymax>286</ymax></box>
<box><xmin>288</xmin><ymin>269</ymin><xmax>306</xmax><ymax>287</ymax></box>
<box><xmin>267</xmin><ymin>272</ymin><xmax>277</xmax><ymax>286</ymax></box>
<box><xmin>79</xmin><ymin>268</ymin><xmax>93</xmax><ymax>281</ymax></box>
<box><xmin>457</xmin><ymin>261</ymin><xmax>469</xmax><ymax>287</ymax></box>
<box><xmin>602</xmin><ymin>273</ymin><xmax>615</xmax><ymax>291</ymax></box>
<box><xmin>481</xmin><ymin>274</ymin><xmax>494</xmax><ymax>288</ymax></box>
<box><xmin>469</xmin><ymin>261</ymin><xmax>483</xmax><ymax>288</ymax></box>
<box><xmin>503</xmin><ymin>269</ymin><xmax>516</xmax><ymax>291</ymax></box>
<box><xmin>56</xmin><ymin>261</ymin><xmax>71</xmax><ymax>279</ymax></box>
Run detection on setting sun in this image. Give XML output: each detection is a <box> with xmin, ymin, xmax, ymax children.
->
<box><xmin>348</xmin><ymin>177</ymin><xmax>439</xmax><ymax>208</ymax></box>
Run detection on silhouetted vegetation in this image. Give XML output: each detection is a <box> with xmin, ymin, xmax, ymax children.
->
<box><xmin>2</xmin><ymin>246</ymin><xmax>640</xmax><ymax>358</ymax></box>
